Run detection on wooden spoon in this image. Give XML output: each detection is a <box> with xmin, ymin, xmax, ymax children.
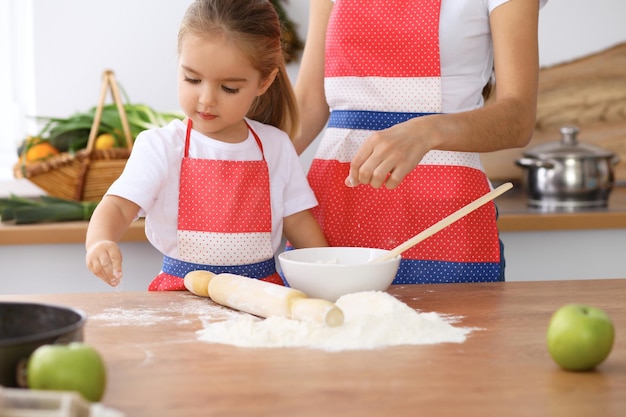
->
<box><xmin>370</xmin><ymin>182</ymin><xmax>513</xmax><ymax>263</ymax></box>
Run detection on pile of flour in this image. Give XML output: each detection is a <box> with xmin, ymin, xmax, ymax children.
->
<box><xmin>196</xmin><ymin>291</ymin><xmax>474</xmax><ymax>351</ymax></box>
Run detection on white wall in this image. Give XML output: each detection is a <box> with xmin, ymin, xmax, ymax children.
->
<box><xmin>30</xmin><ymin>0</ymin><xmax>188</xmax><ymax>121</ymax></box>
<box><xmin>501</xmin><ymin>229</ymin><xmax>626</xmax><ymax>282</ymax></box>
<box><xmin>27</xmin><ymin>0</ymin><xmax>626</xmax><ymax>120</ymax></box>
<box><xmin>538</xmin><ymin>0</ymin><xmax>626</xmax><ymax>67</ymax></box>
<box><xmin>30</xmin><ymin>0</ymin><xmax>309</xmax><ymax>122</ymax></box>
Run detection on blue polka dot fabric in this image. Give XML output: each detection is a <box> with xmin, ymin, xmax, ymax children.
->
<box><xmin>161</xmin><ymin>256</ymin><xmax>277</xmax><ymax>279</ymax></box>
<box><xmin>394</xmin><ymin>259</ymin><xmax>502</xmax><ymax>284</ymax></box>
<box><xmin>328</xmin><ymin>110</ymin><xmax>435</xmax><ymax>131</ymax></box>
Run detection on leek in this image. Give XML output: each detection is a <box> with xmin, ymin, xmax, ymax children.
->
<box><xmin>0</xmin><ymin>195</ymin><xmax>98</xmax><ymax>224</ymax></box>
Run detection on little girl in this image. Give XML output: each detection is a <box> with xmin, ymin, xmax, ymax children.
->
<box><xmin>86</xmin><ymin>0</ymin><xmax>327</xmax><ymax>290</ymax></box>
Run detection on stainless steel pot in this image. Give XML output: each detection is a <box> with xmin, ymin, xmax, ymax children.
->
<box><xmin>516</xmin><ymin>126</ymin><xmax>620</xmax><ymax>211</ymax></box>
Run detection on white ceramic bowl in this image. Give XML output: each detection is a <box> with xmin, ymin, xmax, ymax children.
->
<box><xmin>278</xmin><ymin>247</ymin><xmax>401</xmax><ymax>301</ymax></box>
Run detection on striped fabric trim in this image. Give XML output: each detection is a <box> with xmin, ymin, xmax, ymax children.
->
<box><xmin>161</xmin><ymin>256</ymin><xmax>277</xmax><ymax>279</ymax></box>
<box><xmin>177</xmin><ymin>231</ymin><xmax>273</xmax><ymax>265</ymax></box>
<box><xmin>324</xmin><ymin>77</ymin><xmax>442</xmax><ymax>113</ymax></box>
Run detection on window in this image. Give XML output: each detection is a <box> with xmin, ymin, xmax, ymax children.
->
<box><xmin>0</xmin><ymin>0</ymin><xmax>36</xmax><ymax>181</ymax></box>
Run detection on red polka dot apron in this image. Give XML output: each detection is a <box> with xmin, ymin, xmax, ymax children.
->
<box><xmin>149</xmin><ymin>119</ymin><xmax>283</xmax><ymax>291</ymax></box>
<box><xmin>307</xmin><ymin>0</ymin><xmax>502</xmax><ymax>284</ymax></box>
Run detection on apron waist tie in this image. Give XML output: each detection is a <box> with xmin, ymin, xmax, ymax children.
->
<box><xmin>328</xmin><ymin>110</ymin><xmax>436</xmax><ymax>131</ymax></box>
<box><xmin>148</xmin><ymin>256</ymin><xmax>283</xmax><ymax>291</ymax></box>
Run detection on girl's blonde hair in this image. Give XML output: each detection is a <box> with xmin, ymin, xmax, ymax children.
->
<box><xmin>178</xmin><ymin>0</ymin><xmax>299</xmax><ymax>138</ymax></box>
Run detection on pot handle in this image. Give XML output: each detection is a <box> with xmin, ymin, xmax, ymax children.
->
<box><xmin>515</xmin><ymin>158</ymin><xmax>556</xmax><ymax>169</ymax></box>
<box><xmin>612</xmin><ymin>155</ymin><xmax>621</xmax><ymax>166</ymax></box>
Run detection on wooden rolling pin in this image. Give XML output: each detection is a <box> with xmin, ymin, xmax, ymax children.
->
<box><xmin>184</xmin><ymin>271</ymin><xmax>344</xmax><ymax>327</ymax></box>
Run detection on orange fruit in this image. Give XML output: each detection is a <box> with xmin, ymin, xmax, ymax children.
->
<box><xmin>25</xmin><ymin>142</ymin><xmax>59</xmax><ymax>162</ymax></box>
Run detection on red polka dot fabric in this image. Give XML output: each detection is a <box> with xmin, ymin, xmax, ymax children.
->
<box><xmin>308</xmin><ymin>161</ymin><xmax>499</xmax><ymax>263</ymax></box>
<box><xmin>178</xmin><ymin>159</ymin><xmax>271</xmax><ymax>233</ymax></box>
<box><xmin>326</xmin><ymin>0</ymin><xmax>441</xmax><ymax>78</ymax></box>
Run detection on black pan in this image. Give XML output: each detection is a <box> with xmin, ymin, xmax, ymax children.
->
<box><xmin>0</xmin><ymin>302</ymin><xmax>86</xmax><ymax>387</ymax></box>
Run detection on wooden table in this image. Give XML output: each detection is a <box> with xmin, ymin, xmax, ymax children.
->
<box><xmin>1</xmin><ymin>280</ymin><xmax>625</xmax><ymax>417</ymax></box>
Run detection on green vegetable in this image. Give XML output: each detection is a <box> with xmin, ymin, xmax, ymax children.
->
<box><xmin>0</xmin><ymin>195</ymin><xmax>98</xmax><ymax>224</ymax></box>
<box><xmin>30</xmin><ymin>102</ymin><xmax>184</xmax><ymax>151</ymax></box>
<box><xmin>49</xmin><ymin>129</ymin><xmax>91</xmax><ymax>153</ymax></box>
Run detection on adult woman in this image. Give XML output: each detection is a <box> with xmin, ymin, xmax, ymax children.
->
<box><xmin>294</xmin><ymin>0</ymin><xmax>548</xmax><ymax>283</ymax></box>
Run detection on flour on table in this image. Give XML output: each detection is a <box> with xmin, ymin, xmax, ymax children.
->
<box><xmin>89</xmin><ymin>297</ymin><xmax>242</xmax><ymax>326</ymax></box>
<box><xmin>196</xmin><ymin>291</ymin><xmax>475</xmax><ymax>351</ymax></box>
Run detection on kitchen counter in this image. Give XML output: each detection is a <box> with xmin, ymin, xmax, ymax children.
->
<box><xmin>495</xmin><ymin>183</ymin><xmax>626</xmax><ymax>231</ymax></box>
<box><xmin>1</xmin><ymin>185</ymin><xmax>625</xmax><ymax>245</ymax></box>
<box><xmin>1</xmin><ymin>279</ymin><xmax>624</xmax><ymax>417</ymax></box>
<box><xmin>0</xmin><ymin>218</ymin><xmax>146</xmax><ymax>245</ymax></box>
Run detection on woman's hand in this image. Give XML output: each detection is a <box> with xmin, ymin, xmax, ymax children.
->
<box><xmin>345</xmin><ymin>117</ymin><xmax>436</xmax><ymax>189</ymax></box>
<box><xmin>86</xmin><ymin>240</ymin><xmax>123</xmax><ymax>286</ymax></box>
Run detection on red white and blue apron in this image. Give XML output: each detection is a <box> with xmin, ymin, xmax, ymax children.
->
<box><xmin>149</xmin><ymin>119</ymin><xmax>283</xmax><ymax>291</ymax></box>
<box><xmin>307</xmin><ymin>0</ymin><xmax>502</xmax><ymax>284</ymax></box>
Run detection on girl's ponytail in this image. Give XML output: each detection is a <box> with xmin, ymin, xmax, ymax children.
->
<box><xmin>248</xmin><ymin>61</ymin><xmax>299</xmax><ymax>139</ymax></box>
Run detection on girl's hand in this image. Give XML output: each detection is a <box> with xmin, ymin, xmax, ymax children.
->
<box><xmin>86</xmin><ymin>240</ymin><xmax>123</xmax><ymax>287</ymax></box>
<box><xmin>85</xmin><ymin>195</ymin><xmax>139</xmax><ymax>286</ymax></box>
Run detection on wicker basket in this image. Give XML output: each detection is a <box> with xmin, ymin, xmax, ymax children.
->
<box><xmin>13</xmin><ymin>70</ymin><xmax>133</xmax><ymax>202</ymax></box>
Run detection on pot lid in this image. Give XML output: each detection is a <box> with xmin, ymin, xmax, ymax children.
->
<box><xmin>523</xmin><ymin>126</ymin><xmax>616</xmax><ymax>159</ymax></box>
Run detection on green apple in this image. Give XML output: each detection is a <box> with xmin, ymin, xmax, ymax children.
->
<box><xmin>26</xmin><ymin>342</ymin><xmax>107</xmax><ymax>402</ymax></box>
<box><xmin>546</xmin><ymin>304</ymin><xmax>615</xmax><ymax>371</ymax></box>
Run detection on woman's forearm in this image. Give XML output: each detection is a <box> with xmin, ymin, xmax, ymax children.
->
<box><xmin>292</xmin><ymin>0</ymin><xmax>333</xmax><ymax>155</ymax></box>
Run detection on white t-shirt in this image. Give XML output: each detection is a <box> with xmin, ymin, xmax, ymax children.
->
<box><xmin>106</xmin><ymin>118</ymin><xmax>317</xmax><ymax>259</ymax></box>
<box><xmin>439</xmin><ymin>0</ymin><xmax>548</xmax><ymax>112</ymax></box>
